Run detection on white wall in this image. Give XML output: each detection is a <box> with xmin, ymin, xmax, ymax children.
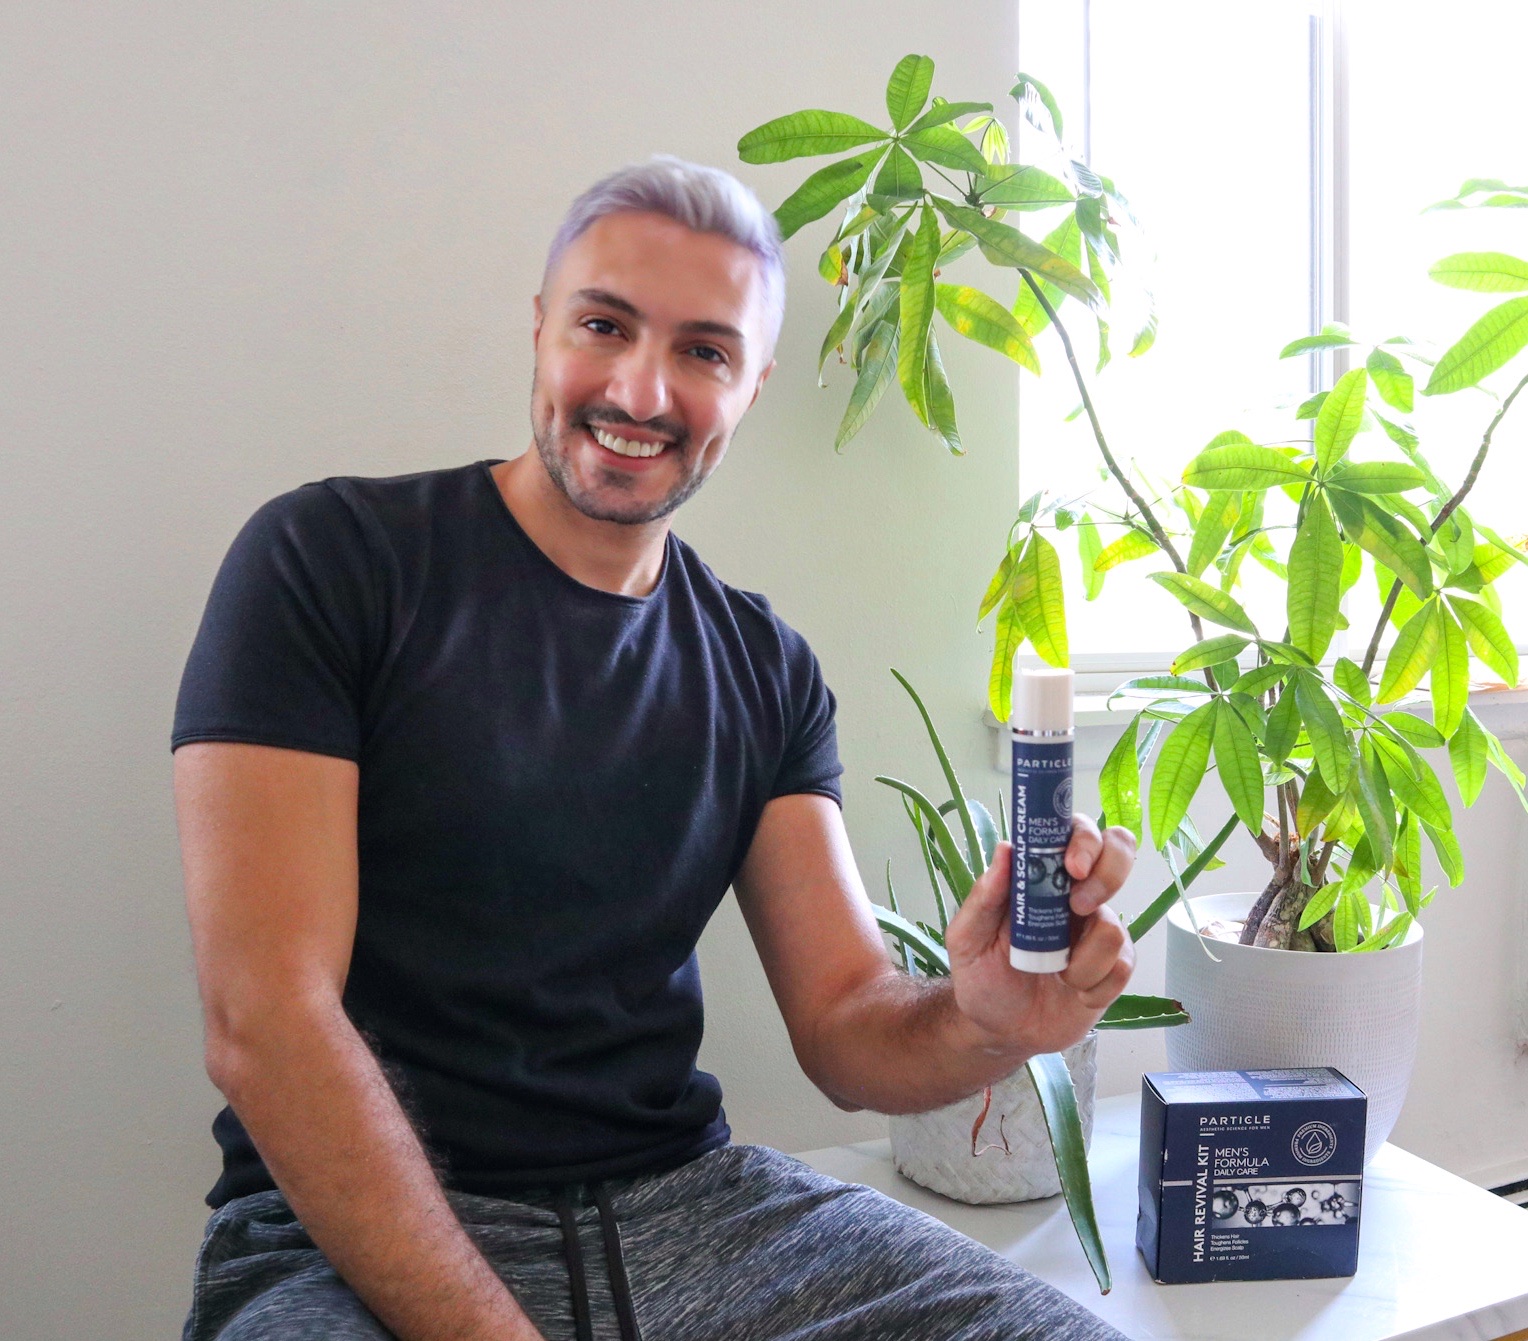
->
<box><xmin>2</xmin><ymin>5</ymin><xmax>1524</xmax><ymax>1339</ymax></box>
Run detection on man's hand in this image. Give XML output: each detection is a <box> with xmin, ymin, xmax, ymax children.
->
<box><xmin>946</xmin><ymin>816</ymin><xmax>1137</xmax><ymax>1058</ymax></box>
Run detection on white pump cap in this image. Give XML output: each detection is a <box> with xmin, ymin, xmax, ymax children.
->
<box><xmin>1012</xmin><ymin>667</ymin><xmax>1075</xmax><ymax>733</ymax></box>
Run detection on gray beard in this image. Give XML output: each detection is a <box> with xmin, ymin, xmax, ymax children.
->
<box><xmin>532</xmin><ymin>410</ymin><xmax>709</xmax><ymax>526</ymax></box>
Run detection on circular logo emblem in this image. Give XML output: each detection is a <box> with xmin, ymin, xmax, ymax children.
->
<box><xmin>1053</xmin><ymin>777</ymin><xmax>1074</xmax><ymax>822</ymax></box>
<box><xmin>1291</xmin><ymin>1121</ymin><xmax>1338</xmax><ymax>1167</ymax></box>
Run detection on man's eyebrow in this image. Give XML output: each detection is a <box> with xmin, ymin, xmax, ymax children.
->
<box><xmin>569</xmin><ymin>287</ymin><xmax>748</xmax><ymax>347</ymax></box>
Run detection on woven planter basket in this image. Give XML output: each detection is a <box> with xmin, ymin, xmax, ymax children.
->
<box><xmin>887</xmin><ymin>1032</ymin><xmax>1098</xmax><ymax>1204</ymax></box>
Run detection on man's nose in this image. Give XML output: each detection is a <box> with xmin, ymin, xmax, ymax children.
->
<box><xmin>605</xmin><ymin>335</ymin><xmax>673</xmax><ymax>425</ymax></box>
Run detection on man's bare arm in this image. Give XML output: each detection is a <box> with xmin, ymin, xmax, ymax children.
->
<box><xmin>731</xmin><ymin>794</ymin><xmax>1136</xmax><ymax>1115</ymax></box>
<box><xmin>176</xmin><ymin>741</ymin><xmax>543</xmax><ymax>1341</ymax></box>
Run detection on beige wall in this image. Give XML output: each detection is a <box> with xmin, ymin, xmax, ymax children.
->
<box><xmin>2</xmin><ymin>5</ymin><xmax>1524</xmax><ymax>1338</ymax></box>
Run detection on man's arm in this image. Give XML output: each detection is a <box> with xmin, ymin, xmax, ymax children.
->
<box><xmin>175</xmin><ymin>741</ymin><xmax>543</xmax><ymax>1341</ymax></box>
<box><xmin>731</xmin><ymin>793</ymin><xmax>1136</xmax><ymax>1115</ymax></box>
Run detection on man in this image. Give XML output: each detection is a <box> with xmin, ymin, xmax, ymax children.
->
<box><xmin>173</xmin><ymin>154</ymin><xmax>1136</xmax><ymax>1341</ymax></box>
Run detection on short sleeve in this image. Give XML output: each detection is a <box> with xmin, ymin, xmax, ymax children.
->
<box><xmin>770</xmin><ymin>622</ymin><xmax>844</xmax><ymax>806</ymax></box>
<box><xmin>172</xmin><ymin>482</ymin><xmax>379</xmax><ymax>761</ymax></box>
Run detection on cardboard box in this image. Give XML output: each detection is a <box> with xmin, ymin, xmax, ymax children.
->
<box><xmin>1137</xmin><ymin>1067</ymin><xmax>1367</xmax><ymax>1283</ymax></box>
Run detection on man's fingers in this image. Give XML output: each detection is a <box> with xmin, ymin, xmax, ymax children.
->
<box><xmin>1059</xmin><ymin>905</ymin><xmax>1133</xmax><ymax>1002</ymax></box>
<box><xmin>945</xmin><ymin>840</ymin><xmax>1011</xmax><ymax>963</ymax></box>
<box><xmin>1069</xmin><ymin>825</ymin><xmax>1137</xmax><ymax>915</ymax></box>
<box><xmin>1064</xmin><ymin>813</ymin><xmax>1103</xmax><ymax>880</ymax></box>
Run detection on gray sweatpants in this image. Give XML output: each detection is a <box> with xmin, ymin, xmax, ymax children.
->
<box><xmin>183</xmin><ymin>1143</ymin><xmax>1126</xmax><ymax>1341</ymax></box>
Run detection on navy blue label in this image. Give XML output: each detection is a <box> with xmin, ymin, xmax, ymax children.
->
<box><xmin>1010</xmin><ymin>737</ymin><xmax>1073</xmax><ymax>955</ymax></box>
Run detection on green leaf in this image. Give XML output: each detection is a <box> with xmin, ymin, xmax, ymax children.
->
<box><xmin>1297</xmin><ymin>766</ymin><xmax>1341</xmax><ymax>836</ymax></box>
<box><xmin>1296</xmin><ymin>672</ymin><xmax>1351</xmax><ymax>793</ymax></box>
<box><xmin>834</xmin><ymin>322</ymin><xmax>898</xmax><ymax>450</ymax></box>
<box><xmin>885</xmin><ymin>54</ymin><xmax>935</xmax><ymax>131</ymax></box>
<box><xmin>1095</xmin><ymin>994</ymin><xmax>1190</xmax><ymax>1030</ymax></box>
<box><xmin>1263</xmin><ymin>685</ymin><xmax>1301</xmax><ymax>766</ymax></box>
<box><xmin>1449</xmin><ymin>708</ymin><xmax>1489</xmax><ymax>806</ymax></box>
<box><xmin>871</xmin><ymin>145</ymin><xmax>924</xmax><ymax>203</ymax></box>
<box><xmin>1280</xmin><ymin>323</ymin><xmax>1357</xmax><ymax>358</ymax></box>
<box><xmin>977</xmin><ymin>164</ymin><xmax>1075</xmax><ymax>209</ymax></box>
<box><xmin>1077</xmin><ymin>513</ymin><xmax>1105</xmax><ymax>601</ymax></box>
<box><xmin>934</xmin><ymin>283</ymin><xmax>1040</xmax><ymax>373</ymax></box>
<box><xmin>1449</xmin><ymin>594</ymin><xmax>1519</xmax><ymax>685</ymax></box>
<box><xmin>904</xmin><ymin>99</ymin><xmax>993</xmax><ymax>135</ymax></box>
<box><xmin>1329</xmin><ymin>491</ymin><xmax>1433</xmax><ymax>598</ymax></box>
<box><xmin>1369</xmin><ymin>733</ymin><xmax>1452</xmax><ymax>829</ymax></box>
<box><xmin>1421</xmin><ymin>819</ymin><xmax>1466</xmax><ymax>885</ymax></box>
<box><xmin>1351</xmin><ymin>910</ymin><xmax>1413</xmax><ymax>953</ymax></box>
<box><xmin>738</xmin><ymin>109</ymin><xmax>890</xmax><ymax>163</ymax></box>
<box><xmin>1011</xmin><ymin>214</ymin><xmax>1081</xmax><ymax>337</ymax></box>
<box><xmin>774</xmin><ymin>156</ymin><xmax>881</xmax><ymax>241</ymax></box>
<box><xmin>817</xmin><ymin>296</ymin><xmax>856</xmax><ymax>382</ymax></box>
<box><xmin>1094</xmin><ymin>528</ymin><xmax>1159</xmax><ymax>573</ymax></box>
<box><xmin>876</xmin><ymin>774</ymin><xmax>975</xmax><ymax>906</ymax></box>
<box><xmin>1012</xmin><ymin>532</ymin><xmax>1068</xmax><ymax>667</ymax></box>
<box><xmin>1378</xmin><ymin>710</ymin><xmax>1445</xmax><ymax>749</ymax></box>
<box><xmin>922</xmin><ymin>332</ymin><xmax>962</xmax><ymax>454</ymax></box>
<box><xmin>1424</xmin><ymin>295</ymin><xmax>1528</xmax><ymax>394</ymax></box>
<box><xmin>1149</xmin><ymin>701</ymin><xmax>1216</xmax><ymax>849</ymax></box>
<box><xmin>888</xmin><ymin>668</ymin><xmax>985</xmax><ymax>874</ymax></box>
<box><xmin>897</xmin><ymin>206</ymin><xmax>941</xmax><ymax>425</ymax></box>
<box><xmin>1315</xmin><ymin>367</ymin><xmax>1368</xmax><ymax>472</ymax></box>
<box><xmin>987</xmin><ymin>599</ymin><xmax>1026</xmax><ymax>724</ymax></box>
<box><xmin>1298</xmin><ymin>880</ymin><xmax>1342</xmax><ymax>932</ymax></box>
<box><xmin>1098</xmin><ymin>715</ymin><xmax>1143</xmax><ymax>841</ymax></box>
<box><xmin>933</xmin><ymin>200</ymin><xmax>1101</xmax><ymax>307</ymax></box>
<box><xmin>1287</xmin><ymin>494</ymin><xmax>1343</xmax><ymax>662</ymax></box>
<box><xmin>1326</xmin><ymin>461</ymin><xmax>1429</xmax><ymax>494</ymax></box>
<box><xmin>1356</xmin><ymin>740</ymin><xmax>1395</xmax><ymax>868</ymax></box>
<box><xmin>1334</xmin><ymin>657</ymin><xmax>1372</xmax><ymax>708</ymax></box>
<box><xmin>979</xmin><ymin>547</ymin><xmax>1018</xmax><ymax>623</ymax></box>
<box><xmin>873</xmin><ymin>905</ymin><xmax>950</xmax><ymax>974</ymax></box>
<box><xmin>1151</xmin><ymin>572</ymin><xmax>1258</xmax><ymax>634</ymax></box>
<box><xmin>1377</xmin><ymin>599</ymin><xmax>1441</xmax><ymax>704</ymax></box>
<box><xmin>1172</xmin><ymin>634</ymin><xmax>1249</xmax><ymax>675</ymax></box>
<box><xmin>1009</xmin><ymin>73</ymin><xmax>1064</xmax><ymax>140</ymax></box>
<box><xmin>903</xmin><ymin>125</ymin><xmax>990</xmax><ymax>175</ymax></box>
<box><xmin>1025</xmin><ymin>1053</ymin><xmax>1110</xmax><ymax>1295</ymax></box>
<box><xmin>1183</xmin><ymin>444</ymin><xmax>1311</xmax><ymax>491</ymax></box>
<box><xmin>1366</xmin><ymin>347</ymin><xmax>1415</xmax><ymax>413</ymax></box>
<box><xmin>1431</xmin><ymin>605</ymin><xmax>1469</xmax><ymax>737</ymax></box>
<box><xmin>1213</xmin><ymin>701</ymin><xmax>1265</xmax><ymax>831</ymax></box>
<box><xmin>1186</xmin><ymin>490</ymin><xmax>1240</xmax><ymax>578</ymax></box>
<box><xmin>1232</xmin><ymin>662</ymin><xmax>1290</xmax><ymax>697</ymax></box>
<box><xmin>1428</xmin><ymin>251</ymin><xmax>1528</xmax><ymax>293</ymax></box>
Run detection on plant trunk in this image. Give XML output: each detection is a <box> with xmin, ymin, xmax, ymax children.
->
<box><xmin>1238</xmin><ymin>873</ymin><xmax>1337</xmax><ymax>951</ymax></box>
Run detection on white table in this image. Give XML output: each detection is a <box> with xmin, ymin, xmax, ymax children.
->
<box><xmin>796</xmin><ymin>1094</ymin><xmax>1528</xmax><ymax>1341</ymax></box>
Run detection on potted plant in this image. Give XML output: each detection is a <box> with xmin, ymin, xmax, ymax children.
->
<box><xmin>740</xmin><ymin>56</ymin><xmax>1528</xmax><ymax>1280</ymax></box>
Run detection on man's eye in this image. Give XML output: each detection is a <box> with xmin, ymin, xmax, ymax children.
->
<box><xmin>692</xmin><ymin>346</ymin><xmax>726</xmax><ymax>364</ymax></box>
<box><xmin>585</xmin><ymin>318</ymin><xmax>620</xmax><ymax>336</ymax></box>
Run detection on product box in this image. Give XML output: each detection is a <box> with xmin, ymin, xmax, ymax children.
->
<box><xmin>1136</xmin><ymin>1067</ymin><xmax>1367</xmax><ymax>1283</ymax></box>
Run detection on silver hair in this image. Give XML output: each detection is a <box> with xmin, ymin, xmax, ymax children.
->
<box><xmin>541</xmin><ymin>154</ymin><xmax>786</xmax><ymax>360</ymax></box>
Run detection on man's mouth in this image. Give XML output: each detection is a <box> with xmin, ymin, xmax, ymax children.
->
<box><xmin>587</xmin><ymin>425</ymin><xmax>672</xmax><ymax>459</ymax></box>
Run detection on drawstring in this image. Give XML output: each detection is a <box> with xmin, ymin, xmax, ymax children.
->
<box><xmin>592</xmin><ymin>1182</ymin><xmax>641</xmax><ymax>1341</ymax></box>
<box><xmin>551</xmin><ymin>1182</ymin><xmax>642</xmax><ymax>1341</ymax></box>
<box><xmin>552</xmin><ymin>1188</ymin><xmax>594</xmax><ymax>1341</ymax></box>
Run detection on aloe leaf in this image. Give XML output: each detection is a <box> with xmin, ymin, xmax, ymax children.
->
<box><xmin>775</xmin><ymin>155</ymin><xmax>881</xmax><ymax>240</ymax></box>
<box><xmin>876</xmin><ymin>774</ymin><xmax>974</xmax><ymax>902</ymax></box>
<box><xmin>883</xmin><ymin>865</ymin><xmax>911</xmax><ymax>970</ymax></box>
<box><xmin>1126</xmin><ymin>814</ymin><xmax>1239</xmax><ymax>941</ymax></box>
<box><xmin>1315</xmin><ymin>367</ymin><xmax>1368</xmax><ymax>472</ymax></box>
<box><xmin>1148</xmin><ymin>701</ymin><xmax>1216</xmax><ymax>849</ymax></box>
<box><xmin>1095</xmin><ymin>994</ymin><xmax>1190</xmax><ymax>1030</ymax></box>
<box><xmin>1287</xmin><ymin>493</ymin><xmax>1342</xmax><ymax>663</ymax></box>
<box><xmin>1013</xmin><ymin>532</ymin><xmax>1069</xmax><ymax>667</ymax></box>
<box><xmin>888</xmin><ymin>669</ymin><xmax>984</xmax><ymax>876</ymax></box>
<box><xmin>738</xmin><ymin>109</ymin><xmax>890</xmax><ymax>164</ymax></box>
<box><xmin>934</xmin><ymin>282</ymin><xmax>1040</xmax><ymax>373</ymax></box>
<box><xmin>1424</xmin><ymin>295</ymin><xmax>1528</xmax><ymax>394</ymax></box>
<box><xmin>873</xmin><ymin>905</ymin><xmax>950</xmax><ymax>974</ymax></box>
<box><xmin>1025</xmin><ymin>1053</ymin><xmax>1110</xmax><ymax>1294</ymax></box>
<box><xmin>903</xmin><ymin>796</ymin><xmax>951</xmax><ymax>932</ymax></box>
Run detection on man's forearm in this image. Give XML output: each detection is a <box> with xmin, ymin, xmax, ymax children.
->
<box><xmin>212</xmin><ymin>1002</ymin><xmax>542</xmax><ymax>1341</ymax></box>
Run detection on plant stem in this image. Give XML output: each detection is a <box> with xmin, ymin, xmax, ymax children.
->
<box><xmin>1359</xmin><ymin>369</ymin><xmax>1528</xmax><ymax>676</ymax></box>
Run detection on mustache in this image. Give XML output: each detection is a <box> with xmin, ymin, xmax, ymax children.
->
<box><xmin>575</xmin><ymin>407</ymin><xmax>686</xmax><ymax>443</ymax></box>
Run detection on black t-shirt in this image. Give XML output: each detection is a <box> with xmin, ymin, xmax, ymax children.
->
<box><xmin>173</xmin><ymin>460</ymin><xmax>842</xmax><ymax>1208</ymax></box>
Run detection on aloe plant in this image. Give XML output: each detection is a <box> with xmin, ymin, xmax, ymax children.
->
<box><xmin>878</xmin><ymin>669</ymin><xmax>1189</xmax><ymax>1294</ymax></box>
<box><xmin>740</xmin><ymin>58</ymin><xmax>1528</xmax><ymax>954</ymax></box>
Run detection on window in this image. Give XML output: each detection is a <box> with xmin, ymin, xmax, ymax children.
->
<box><xmin>1014</xmin><ymin>0</ymin><xmax>1528</xmax><ymax>687</ymax></box>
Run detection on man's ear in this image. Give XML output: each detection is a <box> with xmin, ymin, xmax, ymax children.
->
<box><xmin>747</xmin><ymin>357</ymin><xmax>777</xmax><ymax>412</ymax></box>
<box><xmin>532</xmin><ymin>293</ymin><xmax>544</xmax><ymax>346</ymax></box>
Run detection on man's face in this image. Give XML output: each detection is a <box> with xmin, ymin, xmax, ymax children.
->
<box><xmin>530</xmin><ymin>210</ymin><xmax>776</xmax><ymax>526</ymax></box>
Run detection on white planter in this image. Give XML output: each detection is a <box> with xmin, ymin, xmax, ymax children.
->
<box><xmin>887</xmin><ymin>1032</ymin><xmax>1097</xmax><ymax>1204</ymax></box>
<box><xmin>1164</xmin><ymin>890</ymin><xmax>1424</xmax><ymax>1165</ymax></box>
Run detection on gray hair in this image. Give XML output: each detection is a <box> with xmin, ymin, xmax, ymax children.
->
<box><xmin>541</xmin><ymin>154</ymin><xmax>786</xmax><ymax>360</ymax></box>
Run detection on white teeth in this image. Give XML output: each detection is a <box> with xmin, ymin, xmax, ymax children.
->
<box><xmin>591</xmin><ymin>426</ymin><xmax>668</xmax><ymax>458</ymax></box>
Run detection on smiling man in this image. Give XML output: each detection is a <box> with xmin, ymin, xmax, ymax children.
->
<box><xmin>172</xmin><ymin>155</ymin><xmax>1135</xmax><ymax>1341</ymax></box>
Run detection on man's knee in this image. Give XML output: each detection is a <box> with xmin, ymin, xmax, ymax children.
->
<box><xmin>215</xmin><ymin>1268</ymin><xmax>394</xmax><ymax>1341</ymax></box>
